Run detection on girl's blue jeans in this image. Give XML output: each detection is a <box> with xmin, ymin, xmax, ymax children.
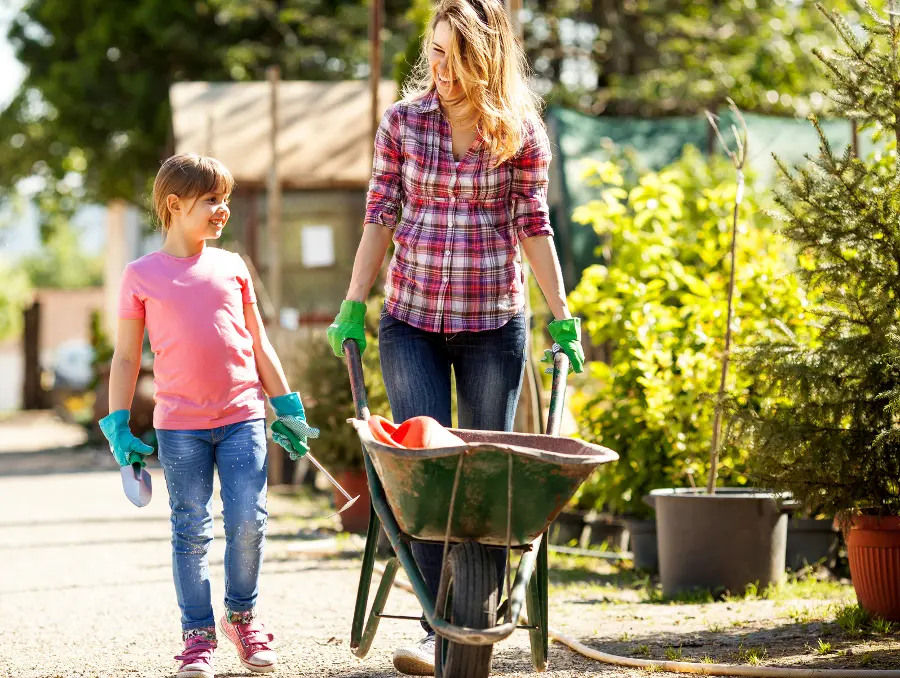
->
<box><xmin>156</xmin><ymin>418</ymin><xmax>268</xmax><ymax>631</ymax></box>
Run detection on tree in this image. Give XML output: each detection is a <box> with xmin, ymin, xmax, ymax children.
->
<box><xmin>21</xmin><ymin>224</ymin><xmax>104</xmax><ymax>289</ymax></box>
<box><xmin>567</xmin><ymin>148</ymin><xmax>811</xmax><ymax>517</ymax></box>
<box><xmin>739</xmin><ymin>3</ymin><xmax>900</xmax><ymax>516</ymax></box>
<box><xmin>0</xmin><ymin>0</ymin><xmax>415</xmax><ymax>236</ymax></box>
<box><xmin>522</xmin><ymin>0</ymin><xmax>865</xmax><ymax>116</ymax></box>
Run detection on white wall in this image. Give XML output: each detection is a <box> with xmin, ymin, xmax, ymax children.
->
<box><xmin>0</xmin><ymin>343</ymin><xmax>23</xmax><ymax>412</ymax></box>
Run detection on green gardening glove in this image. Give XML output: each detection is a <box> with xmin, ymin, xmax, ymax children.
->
<box><xmin>540</xmin><ymin>317</ymin><xmax>585</xmax><ymax>374</ymax></box>
<box><xmin>98</xmin><ymin>409</ymin><xmax>154</xmax><ymax>467</ymax></box>
<box><xmin>269</xmin><ymin>392</ymin><xmax>320</xmax><ymax>460</ymax></box>
<box><xmin>326</xmin><ymin>300</ymin><xmax>367</xmax><ymax>358</ymax></box>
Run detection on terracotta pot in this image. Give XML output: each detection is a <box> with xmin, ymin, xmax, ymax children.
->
<box><xmin>845</xmin><ymin>514</ymin><xmax>900</xmax><ymax>621</ymax></box>
<box><xmin>334</xmin><ymin>469</ymin><xmax>371</xmax><ymax>534</ymax></box>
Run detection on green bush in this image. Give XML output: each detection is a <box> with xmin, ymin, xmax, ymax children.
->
<box><xmin>302</xmin><ymin>296</ymin><xmax>390</xmax><ymax>473</ymax></box>
<box><xmin>568</xmin><ymin>147</ymin><xmax>811</xmax><ymax>518</ymax></box>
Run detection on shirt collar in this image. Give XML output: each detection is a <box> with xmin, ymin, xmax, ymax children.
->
<box><xmin>416</xmin><ymin>89</ymin><xmax>440</xmax><ymax>113</ymax></box>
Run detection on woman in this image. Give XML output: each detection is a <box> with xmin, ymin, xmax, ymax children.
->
<box><xmin>327</xmin><ymin>0</ymin><xmax>584</xmax><ymax>674</ymax></box>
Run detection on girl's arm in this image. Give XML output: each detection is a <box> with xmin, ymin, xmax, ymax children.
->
<box><xmin>108</xmin><ymin>318</ymin><xmax>146</xmax><ymax>412</ymax></box>
<box><xmin>244</xmin><ymin>302</ymin><xmax>290</xmax><ymax>398</ymax></box>
<box><xmin>346</xmin><ymin>223</ymin><xmax>393</xmax><ymax>302</ymax></box>
<box><xmin>521</xmin><ymin>235</ymin><xmax>572</xmax><ymax>321</ymax></box>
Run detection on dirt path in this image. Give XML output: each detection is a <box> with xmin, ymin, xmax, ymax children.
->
<box><xmin>1</xmin><ymin>412</ymin><xmax>898</xmax><ymax>678</ymax></box>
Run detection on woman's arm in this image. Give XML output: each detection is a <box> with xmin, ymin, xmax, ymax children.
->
<box><xmin>346</xmin><ymin>223</ymin><xmax>393</xmax><ymax>302</ymax></box>
<box><xmin>244</xmin><ymin>302</ymin><xmax>290</xmax><ymax>398</ymax></box>
<box><xmin>108</xmin><ymin>318</ymin><xmax>146</xmax><ymax>412</ymax></box>
<box><xmin>521</xmin><ymin>235</ymin><xmax>572</xmax><ymax>321</ymax></box>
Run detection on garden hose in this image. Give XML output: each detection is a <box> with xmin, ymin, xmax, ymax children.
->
<box><xmin>373</xmin><ymin>564</ymin><xmax>900</xmax><ymax>678</ymax></box>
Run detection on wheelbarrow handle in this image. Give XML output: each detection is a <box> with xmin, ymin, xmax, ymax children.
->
<box><xmin>546</xmin><ymin>350</ymin><xmax>569</xmax><ymax>437</ymax></box>
<box><xmin>343</xmin><ymin>339</ymin><xmax>371</xmax><ymax>421</ymax></box>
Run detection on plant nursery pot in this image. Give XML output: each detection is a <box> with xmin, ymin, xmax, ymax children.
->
<box><xmin>625</xmin><ymin>517</ymin><xmax>658</xmax><ymax>572</ymax></box>
<box><xmin>586</xmin><ymin>514</ymin><xmax>630</xmax><ymax>551</ymax></box>
<box><xmin>786</xmin><ymin>518</ymin><xmax>840</xmax><ymax>572</ymax></box>
<box><xmin>334</xmin><ymin>469</ymin><xmax>371</xmax><ymax>534</ymax></box>
<box><xmin>843</xmin><ymin>514</ymin><xmax>900</xmax><ymax>621</ymax></box>
<box><xmin>648</xmin><ymin>488</ymin><xmax>787</xmax><ymax>597</ymax></box>
<box><xmin>548</xmin><ymin>509</ymin><xmax>589</xmax><ymax>546</ymax></box>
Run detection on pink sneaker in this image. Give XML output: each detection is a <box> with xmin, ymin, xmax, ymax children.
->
<box><xmin>219</xmin><ymin>613</ymin><xmax>276</xmax><ymax>674</ymax></box>
<box><xmin>175</xmin><ymin>633</ymin><xmax>216</xmax><ymax>678</ymax></box>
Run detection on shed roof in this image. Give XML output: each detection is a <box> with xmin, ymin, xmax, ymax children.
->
<box><xmin>170</xmin><ymin>79</ymin><xmax>398</xmax><ymax>189</ymax></box>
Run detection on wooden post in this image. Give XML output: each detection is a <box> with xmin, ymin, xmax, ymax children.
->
<box><xmin>266</xmin><ymin>65</ymin><xmax>285</xmax><ymax>485</ymax></box>
<box><xmin>370</xmin><ymin>0</ymin><xmax>384</xmax><ymax>151</ymax></box>
<box><xmin>22</xmin><ymin>302</ymin><xmax>44</xmax><ymax>410</ymax></box>
<box><xmin>507</xmin><ymin>0</ymin><xmax>523</xmax><ymax>36</ymax></box>
<box><xmin>266</xmin><ymin>65</ymin><xmax>282</xmax><ymax>317</ymax></box>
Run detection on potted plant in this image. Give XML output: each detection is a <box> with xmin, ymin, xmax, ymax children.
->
<box><xmin>302</xmin><ymin>296</ymin><xmax>390</xmax><ymax>533</ymax></box>
<box><xmin>569</xmin><ymin>131</ymin><xmax>810</xmax><ymax>593</ymax></box>
<box><xmin>738</xmin><ymin>3</ymin><xmax>900</xmax><ymax>620</ymax></box>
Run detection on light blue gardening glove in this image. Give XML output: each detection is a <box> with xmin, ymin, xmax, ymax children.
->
<box><xmin>326</xmin><ymin>300</ymin><xmax>367</xmax><ymax>357</ymax></box>
<box><xmin>539</xmin><ymin>317</ymin><xmax>585</xmax><ymax>374</ymax></box>
<box><xmin>98</xmin><ymin>409</ymin><xmax>154</xmax><ymax>467</ymax></box>
<box><xmin>269</xmin><ymin>392</ymin><xmax>320</xmax><ymax>460</ymax></box>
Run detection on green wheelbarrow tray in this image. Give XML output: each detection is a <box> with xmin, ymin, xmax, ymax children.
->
<box><xmin>350</xmin><ymin>420</ymin><xmax>617</xmax><ymax>547</ymax></box>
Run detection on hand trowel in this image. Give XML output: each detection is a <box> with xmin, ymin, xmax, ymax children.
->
<box><xmin>121</xmin><ymin>454</ymin><xmax>153</xmax><ymax>507</ymax></box>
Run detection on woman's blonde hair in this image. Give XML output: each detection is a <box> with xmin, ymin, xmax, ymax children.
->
<box><xmin>152</xmin><ymin>153</ymin><xmax>234</xmax><ymax>232</ymax></box>
<box><xmin>403</xmin><ymin>0</ymin><xmax>543</xmax><ymax>165</ymax></box>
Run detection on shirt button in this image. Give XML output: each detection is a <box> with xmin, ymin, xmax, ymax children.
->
<box><xmin>445</xmin><ymin>249</ymin><xmax>451</xmax><ymax>255</ymax></box>
<box><xmin>443</xmin><ymin>276</ymin><xmax>449</xmax><ymax>282</ymax></box>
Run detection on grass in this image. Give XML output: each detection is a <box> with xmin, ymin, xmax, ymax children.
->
<box><xmin>736</xmin><ymin>645</ymin><xmax>768</xmax><ymax>666</ymax></box>
<box><xmin>664</xmin><ymin>646</ymin><xmax>684</xmax><ymax>661</ymax></box>
<box><xmin>815</xmin><ymin>639</ymin><xmax>833</xmax><ymax>655</ymax></box>
<box><xmin>633</xmin><ymin>644</ymin><xmax>651</xmax><ymax>657</ymax></box>
<box><xmin>833</xmin><ymin>603</ymin><xmax>900</xmax><ymax>637</ymax></box>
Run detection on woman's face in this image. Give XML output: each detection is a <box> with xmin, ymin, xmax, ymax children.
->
<box><xmin>429</xmin><ymin>20</ymin><xmax>463</xmax><ymax>100</ymax></box>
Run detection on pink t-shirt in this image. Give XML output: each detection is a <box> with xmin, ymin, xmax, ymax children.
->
<box><xmin>118</xmin><ymin>247</ymin><xmax>266</xmax><ymax>430</ymax></box>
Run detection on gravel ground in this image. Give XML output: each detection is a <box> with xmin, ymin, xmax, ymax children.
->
<box><xmin>2</xmin><ymin>412</ymin><xmax>899</xmax><ymax>678</ymax></box>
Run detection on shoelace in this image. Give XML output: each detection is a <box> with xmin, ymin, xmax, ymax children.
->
<box><xmin>175</xmin><ymin>639</ymin><xmax>215</xmax><ymax>664</ymax></box>
<box><xmin>233</xmin><ymin>623</ymin><xmax>274</xmax><ymax>656</ymax></box>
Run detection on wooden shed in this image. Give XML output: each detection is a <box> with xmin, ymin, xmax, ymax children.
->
<box><xmin>169</xmin><ymin>79</ymin><xmax>397</xmax><ymax>323</ymax></box>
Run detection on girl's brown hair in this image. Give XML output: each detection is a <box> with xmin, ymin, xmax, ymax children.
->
<box><xmin>403</xmin><ymin>0</ymin><xmax>543</xmax><ymax>165</ymax></box>
<box><xmin>152</xmin><ymin>154</ymin><xmax>235</xmax><ymax>232</ymax></box>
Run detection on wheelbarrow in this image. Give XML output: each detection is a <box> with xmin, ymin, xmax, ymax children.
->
<box><xmin>343</xmin><ymin>340</ymin><xmax>618</xmax><ymax>677</ymax></box>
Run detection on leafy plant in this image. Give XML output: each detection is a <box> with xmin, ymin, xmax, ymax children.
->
<box><xmin>301</xmin><ymin>296</ymin><xmax>390</xmax><ymax>473</ymax></box>
<box><xmin>568</xmin><ymin>147</ymin><xmax>811</xmax><ymax>517</ymax></box>
<box><xmin>738</xmin><ymin>3</ymin><xmax>900</xmax><ymax>517</ymax></box>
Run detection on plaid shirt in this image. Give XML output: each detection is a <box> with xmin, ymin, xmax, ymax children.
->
<box><xmin>364</xmin><ymin>90</ymin><xmax>554</xmax><ymax>334</ymax></box>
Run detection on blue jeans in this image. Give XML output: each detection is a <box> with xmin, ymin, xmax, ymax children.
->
<box><xmin>156</xmin><ymin>418</ymin><xmax>268</xmax><ymax>632</ymax></box>
<box><xmin>379</xmin><ymin>310</ymin><xmax>526</xmax><ymax>632</ymax></box>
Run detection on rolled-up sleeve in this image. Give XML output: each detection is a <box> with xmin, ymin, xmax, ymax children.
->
<box><xmin>511</xmin><ymin>119</ymin><xmax>554</xmax><ymax>239</ymax></box>
<box><xmin>364</xmin><ymin>104</ymin><xmax>404</xmax><ymax>228</ymax></box>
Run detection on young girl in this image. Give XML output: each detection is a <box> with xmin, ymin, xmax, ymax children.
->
<box><xmin>100</xmin><ymin>153</ymin><xmax>318</xmax><ymax>678</ymax></box>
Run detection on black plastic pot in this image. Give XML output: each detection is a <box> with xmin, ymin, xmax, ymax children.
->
<box><xmin>786</xmin><ymin>518</ymin><xmax>840</xmax><ymax>571</ymax></box>
<box><xmin>624</xmin><ymin>517</ymin><xmax>658</xmax><ymax>572</ymax></box>
<box><xmin>586</xmin><ymin>514</ymin><xmax>629</xmax><ymax>551</ymax></box>
<box><xmin>649</xmin><ymin>488</ymin><xmax>788</xmax><ymax>597</ymax></box>
<box><xmin>548</xmin><ymin>510</ymin><xmax>588</xmax><ymax>546</ymax></box>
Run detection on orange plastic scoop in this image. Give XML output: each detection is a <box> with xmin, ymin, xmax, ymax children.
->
<box><xmin>368</xmin><ymin>415</ymin><xmax>465</xmax><ymax>449</ymax></box>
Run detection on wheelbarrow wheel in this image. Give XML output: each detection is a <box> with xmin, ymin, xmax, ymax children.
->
<box><xmin>434</xmin><ymin>541</ymin><xmax>498</xmax><ymax>678</ymax></box>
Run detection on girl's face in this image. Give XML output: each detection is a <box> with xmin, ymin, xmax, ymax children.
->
<box><xmin>430</xmin><ymin>21</ymin><xmax>463</xmax><ymax>100</ymax></box>
<box><xmin>167</xmin><ymin>190</ymin><xmax>230</xmax><ymax>241</ymax></box>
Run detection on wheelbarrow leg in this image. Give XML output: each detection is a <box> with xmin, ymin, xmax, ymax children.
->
<box><xmin>526</xmin><ymin>530</ymin><xmax>549</xmax><ymax>672</ymax></box>
<box><xmin>351</xmin><ymin>500</ymin><xmax>383</xmax><ymax>657</ymax></box>
<box><xmin>354</xmin><ymin>556</ymin><xmax>400</xmax><ymax>659</ymax></box>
